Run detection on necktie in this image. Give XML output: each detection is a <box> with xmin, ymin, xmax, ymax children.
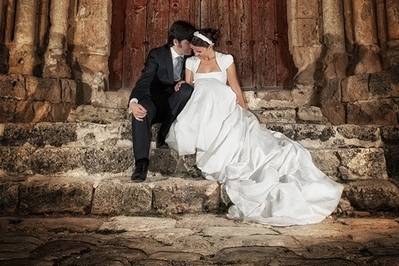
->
<box><xmin>174</xmin><ymin>56</ymin><xmax>183</xmax><ymax>81</ymax></box>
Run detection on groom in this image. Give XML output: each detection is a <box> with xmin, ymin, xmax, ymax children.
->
<box><xmin>129</xmin><ymin>21</ymin><xmax>196</xmax><ymax>182</ymax></box>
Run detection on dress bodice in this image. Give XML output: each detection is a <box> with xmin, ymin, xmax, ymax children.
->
<box><xmin>185</xmin><ymin>52</ymin><xmax>234</xmax><ymax>85</ymax></box>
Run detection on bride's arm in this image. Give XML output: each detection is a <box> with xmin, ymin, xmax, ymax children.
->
<box><xmin>227</xmin><ymin>63</ymin><xmax>248</xmax><ymax>109</ymax></box>
<box><xmin>185</xmin><ymin>69</ymin><xmax>193</xmax><ymax>85</ymax></box>
<box><xmin>175</xmin><ymin>69</ymin><xmax>193</xmax><ymax>91</ymax></box>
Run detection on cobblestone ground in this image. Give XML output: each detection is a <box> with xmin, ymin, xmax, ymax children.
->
<box><xmin>0</xmin><ymin>215</ymin><xmax>398</xmax><ymax>265</ymax></box>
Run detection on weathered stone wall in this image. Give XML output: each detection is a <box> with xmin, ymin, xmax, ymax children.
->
<box><xmin>0</xmin><ymin>0</ymin><xmax>112</xmax><ymax>122</ymax></box>
<box><xmin>284</xmin><ymin>0</ymin><xmax>398</xmax><ymax>126</ymax></box>
<box><xmin>1</xmin><ymin>0</ymin><xmax>398</xmax><ymax>126</ymax></box>
<box><xmin>314</xmin><ymin>0</ymin><xmax>399</xmax><ymax>126</ymax></box>
<box><xmin>0</xmin><ymin>74</ymin><xmax>76</xmax><ymax>122</ymax></box>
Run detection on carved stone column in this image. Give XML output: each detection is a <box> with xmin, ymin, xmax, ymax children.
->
<box><xmin>43</xmin><ymin>0</ymin><xmax>71</xmax><ymax>78</ymax></box>
<box><xmin>0</xmin><ymin>1</ymin><xmax>5</xmax><ymax>38</ymax></box>
<box><xmin>4</xmin><ymin>0</ymin><xmax>15</xmax><ymax>43</ymax></box>
<box><xmin>376</xmin><ymin>0</ymin><xmax>387</xmax><ymax>50</ymax></box>
<box><xmin>9</xmin><ymin>0</ymin><xmax>38</xmax><ymax>75</ymax></box>
<box><xmin>37</xmin><ymin>0</ymin><xmax>50</xmax><ymax>52</ymax></box>
<box><xmin>343</xmin><ymin>0</ymin><xmax>355</xmax><ymax>52</ymax></box>
<box><xmin>351</xmin><ymin>0</ymin><xmax>382</xmax><ymax>74</ymax></box>
<box><xmin>73</xmin><ymin>0</ymin><xmax>112</xmax><ymax>104</ymax></box>
<box><xmin>385</xmin><ymin>0</ymin><xmax>399</xmax><ymax>65</ymax></box>
<box><xmin>0</xmin><ymin>0</ymin><xmax>7</xmax><ymax>73</ymax></box>
<box><xmin>322</xmin><ymin>0</ymin><xmax>347</xmax><ymax>79</ymax></box>
<box><xmin>386</xmin><ymin>0</ymin><xmax>399</xmax><ymax>45</ymax></box>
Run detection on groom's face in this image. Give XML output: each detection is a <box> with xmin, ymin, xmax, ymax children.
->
<box><xmin>174</xmin><ymin>39</ymin><xmax>193</xmax><ymax>56</ymax></box>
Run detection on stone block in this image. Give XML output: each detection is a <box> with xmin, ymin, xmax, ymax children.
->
<box><xmin>82</xmin><ymin>146</ymin><xmax>132</xmax><ymax>174</ymax></box>
<box><xmin>309</xmin><ymin>150</ymin><xmax>340</xmax><ymax>176</ymax></box>
<box><xmin>15</xmin><ymin>100</ymin><xmax>37</xmax><ymax>122</ymax></box>
<box><xmin>0</xmin><ymin>74</ymin><xmax>26</xmax><ymax>99</ymax></box>
<box><xmin>61</xmin><ymin>79</ymin><xmax>77</xmax><ymax>103</ymax></box>
<box><xmin>267</xmin><ymin>123</ymin><xmax>339</xmax><ymax>150</ymax></box>
<box><xmin>244</xmin><ymin>90</ymin><xmax>295</xmax><ymax>110</ymax></box>
<box><xmin>344</xmin><ymin>180</ymin><xmax>399</xmax><ymax>211</ymax></box>
<box><xmin>369</xmin><ymin>72</ymin><xmax>399</xmax><ymax>98</ymax></box>
<box><xmin>384</xmin><ymin>144</ymin><xmax>399</xmax><ymax>180</ymax></box>
<box><xmin>336</xmin><ymin>125</ymin><xmax>380</xmax><ymax>143</ymax></box>
<box><xmin>0</xmin><ymin>182</ymin><xmax>19</xmax><ymax>215</ymax></box>
<box><xmin>1</xmin><ymin>123</ymin><xmax>77</xmax><ymax>147</ymax></box>
<box><xmin>49</xmin><ymin>102</ymin><xmax>72</xmax><ymax>121</ymax></box>
<box><xmin>347</xmin><ymin>99</ymin><xmax>398</xmax><ymax>125</ymax></box>
<box><xmin>26</xmin><ymin>76</ymin><xmax>62</xmax><ymax>103</ymax></box>
<box><xmin>342</xmin><ymin>74</ymin><xmax>370</xmax><ymax>102</ymax></box>
<box><xmin>76</xmin><ymin>121</ymin><xmax>130</xmax><ymax>145</ymax></box>
<box><xmin>291</xmin><ymin>85</ymin><xmax>315</xmax><ymax>106</ymax></box>
<box><xmin>265</xmin><ymin>123</ymin><xmax>381</xmax><ymax>149</ymax></box>
<box><xmin>97</xmin><ymin>90</ymin><xmax>130</xmax><ymax>109</ymax></box>
<box><xmin>0</xmin><ymin>145</ymin><xmax>36</xmax><ymax>174</ymax></box>
<box><xmin>31</xmin><ymin>101</ymin><xmax>51</xmax><ymax>122</ymax></box>
<box><xmin>292</xmin><ymin>124</ymin><xmax>336</xmax><ymax>141</ymax></box>
<box><xmin>19</xmin><ymin>176</ymin><xmax>93</xmax><ymax>215</ymax></box>
<box><xmin>343</xmin><ymin>73</ymin><xmax>399</xmax><ymax>103</ymax></box>
<box><xmin>91</xmin><ymin>178</ymin><xmax>152</xmax><ymax>215</ymax></box>
<box><xmin>320</xmin><ymin>80</ymin><xmax>346</xmax><ymax>124</ymax></box>
<box><xmin>149</xmin><ymin>148</ymin><xmax>178</xmax><ymax>175</ymax></box>
<box><xmin>297</xmin><ymin>106</ymin><xmax>328</xmax><ymax>123</ymax></box>
<box><xmin>256</xmin><ymin>109</ymin><xmax>296</xmax><ymax>124</ymax></box>
<box><xmin>152</xmin><ymin>178</ymin><xmax>220</xmax><ymax>215</ymax></box>
<box><xmin>67</xmin><ymin>105</ymin><xmax>128</xmax><ymax>123</ymax></box>
<box><xmin>381</xmin><ymin>126</ymin><xmax>399</xmax><ymax>144</ymax></box>
<box><xmin>0</xmin><ymin>98</ymin><xmax>17</xmax><ymax>122</ymax></box>
<box><xmin>338</xmin><ymin>148</ymin><xmax>388</xmax><ymax>180</ymax></box>
<box><xmin>30</xmin><ymin>147</ymin><xmax>81</xmax><ymax>174</ymax></box>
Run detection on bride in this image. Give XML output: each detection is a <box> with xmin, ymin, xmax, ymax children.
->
<box><xmin>165</xmin><ymin>29</ymin><xmax>343</xmax><ymax>226</ymax></box>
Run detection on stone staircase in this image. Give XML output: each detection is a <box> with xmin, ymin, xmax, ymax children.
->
<box><xmin>1</xmin><ymin>90</ymin><xmax>399</xmax><ymax>219</ymax></box>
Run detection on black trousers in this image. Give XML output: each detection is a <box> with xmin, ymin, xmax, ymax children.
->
<box><xmin>132</xmin><ymin>83</ymin><xmax>194</xmax><ymax>161</ymax></box>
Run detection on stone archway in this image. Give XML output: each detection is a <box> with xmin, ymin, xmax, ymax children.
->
<box><xmin>108</xmin><ymin>0</ymin><xmax>297</xmax><ymax>91</ymax></box>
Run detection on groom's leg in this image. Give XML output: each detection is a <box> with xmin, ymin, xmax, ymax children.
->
<box><xmin>168</xmin><ymin>83</ymin><xmax>194</xmax><ymax>118</ymax></box>
<box><xmin>132</xmin><ymin>98</ymin><xmax>157</xmax><ymax>161</ymax></box>
<box><xmin>158</xmin><ymin>83</ymin><xmax>194</xmax><ymax>140</ymax></box>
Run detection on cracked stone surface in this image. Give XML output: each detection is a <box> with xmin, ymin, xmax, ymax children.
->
<box><xmin>0</xmin><ymin>215</ymin><xmax>398</xmax><ymax>265</ymax></box>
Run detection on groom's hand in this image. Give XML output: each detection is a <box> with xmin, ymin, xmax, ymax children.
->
<box><xmin>131</xmin><ymin>103</ymin><xmax>147</xmax><ymax>121</ymax></box>
<box><xmin>174</xmin><ymin>80</ymin><xmax>186</xmax><ymax>92</ymax></box>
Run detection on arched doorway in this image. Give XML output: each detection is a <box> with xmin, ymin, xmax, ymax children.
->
<box><xmin>109</xmin><ymin>0</ymin><xmax>297</xmax><ymax>91</ymax></box>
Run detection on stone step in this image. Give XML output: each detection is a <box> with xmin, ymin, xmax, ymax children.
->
<box><xmin>1</xmin><ymin>174</ymin><xmax>398</xmax><ymax>217</ymax></box>
<box><xmin>0</xmin><ymin>121</ymin><xmax>392</xmax><ymax>179</ymax></box>
<box><xmin>0</xmin><ymin>144</ymin><xmax>388</xmax><ymax>180</ymax></box>
<box><xmin>1</xmin><ymin>121</ymin><xmax>389</xmax><ymax>149</ymax></box>
<box><xmin>0</xmin><ymin>175</ymin><xmax>220</xmax><ymax>217</ymax></box>
<box><xmin>67</xmin><ymin>105</ymin><xmax>330</xmax><ymax>125</ymax></box>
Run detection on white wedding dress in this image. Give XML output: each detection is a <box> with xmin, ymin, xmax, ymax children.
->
<box><xmin>166</xmin><ymin>52</ymin><xmax>343</xmax><ymax>226</ymax></box>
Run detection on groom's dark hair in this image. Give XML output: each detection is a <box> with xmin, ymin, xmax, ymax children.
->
<box><xmin>167</xmin><ymin>21</ymin><xmax>196</xmax><ymax>46</ymax></box>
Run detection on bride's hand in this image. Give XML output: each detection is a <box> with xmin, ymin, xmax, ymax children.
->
<box><xmin>236</xmin><ymin>98</ymin><xmax>248</xmax><ymax>110</ymax></box>
<box><xmin>175</xmin><ymin>80</ymin><xmax>186</xmax><ymax>92</ymax></box>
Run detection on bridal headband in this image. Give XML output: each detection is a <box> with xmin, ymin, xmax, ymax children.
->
<box><xmin>193</xmin><ymin>31</ymin><xmax>214</xmax><ymax>45</ymax></box>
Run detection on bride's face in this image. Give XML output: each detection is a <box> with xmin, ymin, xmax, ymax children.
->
<box><xmin>191</xmin><ymin>45</ymin><xmax>211</xmax><ymax>58</ymax></box>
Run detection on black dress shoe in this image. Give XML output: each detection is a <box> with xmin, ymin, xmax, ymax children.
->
<box><xmin>131</xmin><ymin>158</ymin><xmax>149</xmax><ymax>182</ymax></box>
<box><xmin>156</xmin><ymin>137</ymin><xmax>169</xmax><ymax>149</ymax></box>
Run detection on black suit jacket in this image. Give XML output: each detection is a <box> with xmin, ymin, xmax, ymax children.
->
<box><xmin>129</xmin><ymin>44</ymin><xmax>186</xmax><ymax>102</ymax></box>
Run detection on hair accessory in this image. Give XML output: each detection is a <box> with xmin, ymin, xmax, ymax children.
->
<box><xmin>193</xmin><ymin>31</ymin><xmax>214</xmax><ymax>45</ymax></box>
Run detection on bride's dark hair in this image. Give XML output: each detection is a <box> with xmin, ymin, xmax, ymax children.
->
<box><xmin>191</xmin><ymin>28</ymin><xmax>220</xmax><ymax>48</ymax></box>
